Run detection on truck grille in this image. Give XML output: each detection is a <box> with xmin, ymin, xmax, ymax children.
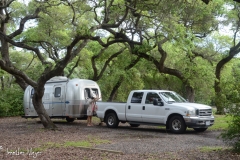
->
<box><xmin>199</xmin><ymin>109</ymin><xmax>212</xmax><ymax>116</ymax></box>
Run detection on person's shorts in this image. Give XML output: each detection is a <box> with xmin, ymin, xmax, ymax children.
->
<box><xmin>87</xmin><ymin>108</ymin><xmax>93</xmax><ymax>116</ymax></box>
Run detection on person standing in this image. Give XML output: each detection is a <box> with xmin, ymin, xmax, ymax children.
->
<box><xmin>86</xmin><ymin>92</ymin><xmax>100</xmax><ymax>126</ymax></box>
<box><xmin>86</xmin><ymin>97</ymin><xmax>95</xmax><ymax>126</ymax></box>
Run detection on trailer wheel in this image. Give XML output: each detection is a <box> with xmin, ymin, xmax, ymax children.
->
<box><xmin>169</xmin><ymin>115</ymin><xmax>186</xmax><ymax>134</ymax></box>
<box><xmin>129</xmin><ymin>123</ymin><xmax>140</xmax><ymax>127</ymax></box>
<box><xmin>193</xmin><ymin>128</ymin><xmax>207</xmax><ymax>132</ymax></box>
<box><xmin>105</xmin><ymin>113</ymin><xmax>119</xmax><ymax>128</ymax></box>
<box><xmin>66</xmin><ymin>117</ymin><xmax>75</xmax><ymax>122</ymax></box>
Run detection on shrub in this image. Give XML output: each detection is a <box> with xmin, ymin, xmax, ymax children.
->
<box><xmin>0</xmin><ymin>87</ymin><xmax>24</xmax><ymax>117</ymax></box>
<box><xmin>221</xmin><ymin>103</ymin><xmax>240</xmax><ymax>152</ymax></box>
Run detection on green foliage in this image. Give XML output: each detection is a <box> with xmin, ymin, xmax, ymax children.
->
<box><xmin>98</xmin><ymin>62</ymin><xmax>145</xmax><ymax>102</ymax></box>
<box><xmin>0</xmin><ymin>86</ymin><xmax>24</xmax><ymax>117</ymax></box>
<box><xmin>214</xmin><ymin>60</ymin><xmax>240</xmax><ymax>111</ymax></box>
<box><xmin>199</xmin><ymin>146</ymin><xmax>223</xmax><ymax>152</ymax></box>
<box><xmin>10</xmin><ymin>50</ymin><xmax>44</xmax><ymax>81</ymax></box>
<box><xmin>209</xmin><ymin>114</ymin><xmax>232</xmax><ymax>131</ymax></box>
<box><xmin>162</xmin><ymin>40</ymin><xmax>216</xmax><ymax>104</ymax></box>
<box><xmin>0</xmin><ymin>0</ymin><xmax>237</xmax><ymax>123</ymax></box>
<box><xmin>133</xmin><ymin>42</ymin><xmax>153</xmax><ymax>53</ymax></box>
<box><xmin>64</xmin><ymin>138</ymin><xmax>109</xmax><ymax>147</ymax></box>
<box><xmin>221</xmin><ymin>103</ymin><xmax>240</xmax><ymax>152</ymax></box>
<box><xmin>220</xmin><ymin>60</ymin><xmax>240</xmax><ymax>151</ymax></box>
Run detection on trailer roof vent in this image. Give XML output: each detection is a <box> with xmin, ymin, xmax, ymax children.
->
<box><xmin>46</xmin><ymin>76</ymin><xmax>68</xmax><ymax>83</ymax></box>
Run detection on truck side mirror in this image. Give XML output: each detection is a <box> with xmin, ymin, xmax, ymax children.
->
<box><xmin>153</xmin><ymin>99</ymin><xmax>164</xmax><ymax>106</ymax></box>
<box><xmin>153</xmin><ymin>99</ymin><xmax>158</xmax><ymax>105</ymax></box>
<box><xmin>159</xmin><ymin>102</ymin><xmax>164</xmax><ymax>106</ymax></box>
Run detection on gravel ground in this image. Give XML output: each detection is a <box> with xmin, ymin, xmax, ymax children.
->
<box><xmin>0</xmin><ymin>117</ymin><xmax>239</xmax><ymax>160</ymax></box>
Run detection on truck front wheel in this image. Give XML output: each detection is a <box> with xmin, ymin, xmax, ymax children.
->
<box><xmin>105</xmin><ymin>113</ymin><xmax>119</xmax><ymax>128</ymax></box>
<box><xmin>169</xmin><ymin>115</ymin><xmax>186</xmax><ymax>134</ymax></box>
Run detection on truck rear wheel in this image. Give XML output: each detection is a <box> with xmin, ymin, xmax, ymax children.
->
<box><xmin>193</xmin><ymin>128</ymin><xmax>207</xmax><ymax>132</ymax></box>
<box><xmin>169</xmin><ymin>115</ymin><xmax>186</xmax><ymax>134</ymax></box>
<box><xmin>105</xmin><ymin>113</ymin><xmax>119</xmax><ymax>128</ymax></box>
<box><xmin>66</xmin><ymin>117</ymin><xmax>75</xmax><ymax>122</ymax></box>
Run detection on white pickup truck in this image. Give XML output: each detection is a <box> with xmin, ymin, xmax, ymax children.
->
<box><xmin>96</xmin><ymin>90</ymin><xmax>214</xmax><ymax>133</ymax></box>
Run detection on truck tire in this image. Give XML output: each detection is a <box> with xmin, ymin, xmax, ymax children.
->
<box><xmin>129</xmin><ymin>123</ymin><xmax>140</xmax><ymax>127</ymax></box>
<box><xmin>105</xmin><ymin>113</ymin><xmax>119</xmax><ymax>128</ymax></box>
<box><xmin>169</xmin><ymin>115</ymin><xmax>186</xmax><ymax>134</ymax></box>
<box><xmin>66</xmin><ymin>117</ymin><xmax>75</xmax><ymax>122</ymax></box>
<box><xmin>193</xmin><ymin>128</ymin><xmax>207</xmax><ymax>132</ymax></box>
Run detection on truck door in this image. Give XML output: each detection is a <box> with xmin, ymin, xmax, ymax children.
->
<box><xmin>126</xmin><ymin>92</ymin><xmax>144</xmax><ymax>122</ymax></box>
<box><xmin>141</xmin><ymin>92</ymin><xmax>165</xmax><ymax>124</ymax></box>
<box><xmin>52</xmin><ymin>85</ymin><xmax>65</xmax><ymax>116</ymax></box>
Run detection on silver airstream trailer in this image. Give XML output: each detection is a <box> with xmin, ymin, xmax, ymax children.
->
<box><xmin>23</xmin><ymin>76</ymin><xmax>102</xmax><ymax>122</ymax></box>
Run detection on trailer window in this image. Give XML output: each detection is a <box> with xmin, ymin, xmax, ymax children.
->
<box><xmin>84</xmin><ymin>88</ymin><xmax>91</xmax><ymax>99</ymax></box>
<box><xmin>91</xmin><ymin>88</ymin><xmax>99</xmax><ymax>96</ymax></box>
<box><xmin>54</xmin><ymin>87</ymin><xmax>61</xmax><ymax>97</ymax></box>
<box><xmin>31</xmin><ymin>88</ymin><xmax>34</xmax><ymax>98</ymax></box>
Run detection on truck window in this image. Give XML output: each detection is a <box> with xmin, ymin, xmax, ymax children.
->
<box><xmin>54</xmin><ymin>87</ymin><xmax>61</xmax><ymax>97</ymax></box>
<box><xmin>159</xmin><ymin>92</ymin><xmax>186</xmax><ymax>103</ymax></box>
<box><xmin>145</xmin><ymin>92</ymin><xmax>161</xmax><ymax>104</ymax></box>
<box><xmin>131</xmin><ymin>92</ymin><xmax>144</xmax><ymax>103</ymax></box>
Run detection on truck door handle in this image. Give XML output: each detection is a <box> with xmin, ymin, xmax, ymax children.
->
<box><xmin>128</xmin><ymin>105</ymin><xmax>131</xmax><ymax>109</ymax></box>
<box><xmin>142</xmin><ymin>106</ymin><xmax>145</xmax><ymax>110</ymax></box>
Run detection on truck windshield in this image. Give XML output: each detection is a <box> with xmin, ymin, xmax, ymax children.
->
<box><xmin>159</xmin><ymin>92</ymin><xmax>187</xmax><ymax>103</ymax></box>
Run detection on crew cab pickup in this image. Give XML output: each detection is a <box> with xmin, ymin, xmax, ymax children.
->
<box><xmin>96</xmin><ymin>90</ymin><xmax>214</xmax><ymax>133</ymax></box>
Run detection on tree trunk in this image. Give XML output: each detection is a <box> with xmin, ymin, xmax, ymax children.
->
<box><xmin>14</xmin><ymin>76</ymin><xmax>28</xmax><ymax>90</ymax></box>
<box><xmin>0</xmin><ymin>76</ymin><xmax>4</xmax><ymax>90</ymax></box>
<box><xmin>7</xmin><ymin>75</ymin><xmax>13</xmax><ymax>87</ymax></box>
<box><xmin>185</xmin><ymin>85</ymin><xmax>195</xmax><ymax>102</ymax></box>
<box><xmin>108</xmin><ymin>76</ymin><xmax>124</xmax><ymax>102</ymax></box>
<box><xmin>214</xmin><ymin>42</ymin><xmax>239</xmax><ymax>114</ymax></box>
<box><xmin>32</xmin><ymin>93</ymin><xmax>57</xmax><ymax>129</ymax></box>
<box><xmin>214</xmin><ymin>78</ymin><xmax>225</xmax><ymax>114</ymax></box>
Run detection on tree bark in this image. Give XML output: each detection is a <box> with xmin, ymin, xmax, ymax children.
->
<box><xmin>0</xmin><ymin>2</ymin><xmax>92</xmax><ymax>129</ymax></box>
<box><xmin>185</xmin><ymin>85</ymin><xmax>195</xmax><ymax>102</ymax></box>
<box><xmin>131</xmin><ymin>42</ymin><xmax>195</xmax><ymax>102</ymax></box>
<box><xmin>0</xmin><ymin>76</ymin><xmax>4</xmax><ymax>90</ymax></box>
<box><xmin>14</xmin><ymin>76</ymin><xmax>29</xmax><ymax>90</ymax></box>
<box><xmin>32</xmin><ymin>87</ymin><xmax>57</xmax><ymax>129</ymax></box>
<box><xmin>107</xmin><ymin>57</ymin><xmax>141</xmax><ymax>101</ymax></box>
<box><xmin>108</xmin><ymin>76</ymin><xmax>124</xmax><ymax>102</ymax></box>
<box><xmin>214</xmin><ymin>41</ymin><xmax>240</xmax><ymax>114</ymax></box>
<box><xmin>7</xmin><ymin>75</ymin><xmax>13</xmax><ymax>88</ymax></box>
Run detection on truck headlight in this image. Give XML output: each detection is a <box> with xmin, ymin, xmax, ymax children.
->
<box><xmin>186</xmin><ymin>109</ymin><xmax>196</xmax><ymax>117</ymax></box>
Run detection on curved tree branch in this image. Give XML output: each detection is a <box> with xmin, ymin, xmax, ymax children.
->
<box><xmin>8</xmin><ymin>7</ymin><xmax>41</xmax><ymax>39</ymax></box>
<box><xmin>0</xmin><ymin>0</ymin><xmax>15</xmax><ymax>9</ymax></box>
<box><xmin>0</xmin><ymin>32</ymin><xmax>47</xmax><ymax>64</ymax></box>
<box><xmin>92</xmin><ymin>46</ymin><xmax>127</xmax><ymax>81</ymax></box>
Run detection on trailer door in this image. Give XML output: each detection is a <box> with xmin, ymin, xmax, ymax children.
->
<box><xmin>52</xmin><ymin>85</ymin><xmax>65</xmax><ymax>116</ymax></box>
<box><xmin>28</xmin><ymin>88</ymin><xmax>38</xmax><ymax>116</ymax></box>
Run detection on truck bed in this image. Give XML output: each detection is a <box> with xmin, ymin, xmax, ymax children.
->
<box><xmin>96</xmin><ymin>101</ymin><xmax>126</xmax><ymax>121</ymax></box>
